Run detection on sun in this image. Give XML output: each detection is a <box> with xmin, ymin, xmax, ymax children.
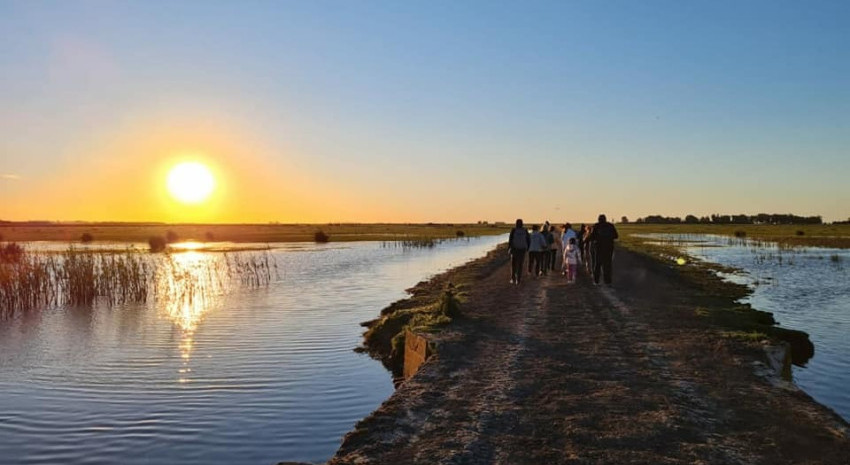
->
<box><xmin>167</xmin><ymin>162</ymin><xmax>215</xmax><ymax>204</ymax></box>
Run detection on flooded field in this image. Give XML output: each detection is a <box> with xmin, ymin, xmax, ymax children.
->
<box><xmin>0</xmin><ymin>236</ymin><xmax>506</xmax><ymax>464</ymax></box>
<box><xmin>641</xmin><ymin>234</ymin><xmax>850</xmax><ymax>421</ymax></box>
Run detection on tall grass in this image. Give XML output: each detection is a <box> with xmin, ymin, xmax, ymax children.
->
<box><xmin>0</xmin><ymin>243</ymin><xmax>277</xmax><ymax>317</ymax></box>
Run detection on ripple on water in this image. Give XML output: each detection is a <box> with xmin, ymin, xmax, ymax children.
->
<box><xmin>672</xmin><ymin>234</ymin><xmax>850</xmax><ymax>421</ymax></box>
<box><xmin>0</xmin><ymin>235</ymin><xmax>507</xmax><ymax>465</ymax></box>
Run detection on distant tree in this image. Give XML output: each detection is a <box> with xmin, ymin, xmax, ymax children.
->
<box><xmin>641</xmin><ymin>215</ymin><xmax>682</xmax><ymax>224</ymax></box>
<box><xmin>456</xmin><ymin>230</ymin><xmax>465</xmax><ymax>237</ymax></box>
<box><xmin>684</xmin><ymin>215</ymin><xmax>699</xmax><ymax>224</ymax></box>
<box><xmin>80</xmin><ymin>233</ymin><xmax>94</xmax><ymax>243</ymax></box>
<box><xmin>204</xmin><ymin>231</ymin><xmax>215</xmax><ymax>242</ymax></box>
<box><xmin>165</xmin><ymin>230</ymin><xmax>179</xmax><ymax>243</ymax></box>
<box><xmin>620</xmin><ymin>216</ymin><xmax>629</xmax><ymax>224</ymax></box>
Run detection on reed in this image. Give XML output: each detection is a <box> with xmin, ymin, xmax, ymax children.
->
<box><xmin>0</xmin><ymin>243</ymin><xmax>277</xmax><ymax>318</ymax></box>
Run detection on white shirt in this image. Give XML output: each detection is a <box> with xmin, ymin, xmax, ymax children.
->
<box><xmin>564</xmin><ymin>244</ymin><xmax>582</xmax><ymax>265</ymax></box>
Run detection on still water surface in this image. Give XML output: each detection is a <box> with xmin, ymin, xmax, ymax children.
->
<box><xmin>644</xmin><ymin>234</ymin><xmax>850</xmax><ymax>421</ymax></box>
<box><xmin>0</xmin><ymin>236</ymin><xmax>506</xmax><ymax>465</ymax></box>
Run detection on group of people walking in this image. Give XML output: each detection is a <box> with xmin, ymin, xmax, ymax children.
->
<box><xmin>507</xmin><ymin>214</ymin><xmax>619</xmax><ymax>286</ymax></box>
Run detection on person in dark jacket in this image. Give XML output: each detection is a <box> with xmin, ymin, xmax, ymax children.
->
<box><xmin>508</xmin><ymin>219</ymin><xmax>530</xmax><ymax>284</ymax></box>
<box><xmin>588</xmin><ymin>214</ymin><xmax>619</xmax><ymax>285</ymax></box>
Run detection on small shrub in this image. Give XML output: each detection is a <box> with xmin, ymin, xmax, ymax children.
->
<box><xmin>0</xmin><ymin>242</ymin><xmax>25</xmax><ymax>263</ymax></box>
<box><xmin>734</xmin><ymin>230</ymin><xmax>747</xmax><ymax>238</ymax></box>
<box><xmin>455</xmin><ymin>230</ymin><xmax>465</xmax><ymax>238</ymax></box>
<box><xmin>830</xmin><ymin>254</ymin><xmax>842</xmax><ymax>263</ymax></box>
<box><xmin>796</xmin><ymin>230</ymin><xmax>805</xmax><ymax>236</ymax></box>
<box><xmin>165</xmin><ymin>230</ymin><xmax>179</xmax><ymax>243</ymax></box>
<box><xmin>204</xmin><ymin>231</ymin><xmax>215</xmax><ymax>242</ymax></box>
<box><xmin>314</xmin><ymin>230</ymin><xmax>329</xmax><ymax>243</ymax></box>
<box><xmin>80</xmin><ymin>233</ymin><xmax>94</xmax><ymax>243</ymax></box>
<box><xmin>148</xmin><ymin>236</ymin><xmax>167</xmax><ymax>253</ymax></box>
<box><xmin>439</xmin><ymin>284</ymin><xmax>462</xmax><ymax>318</ymax></box>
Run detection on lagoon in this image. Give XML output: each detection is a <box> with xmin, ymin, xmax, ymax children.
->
<box><xmin>0</xmin><ymin>235</ymin><xmax>506</xmax><ymax>464</ymax></box>
<box><xmin>644</xmin><ymin>234</ymin><xmax>850</xmax><ymax>422</ymax></box>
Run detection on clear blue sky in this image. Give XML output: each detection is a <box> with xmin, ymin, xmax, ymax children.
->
<box><xmin>1</xmin><ymin>0</ymin><xmax>848</xmax><ymax>222</ymax></box>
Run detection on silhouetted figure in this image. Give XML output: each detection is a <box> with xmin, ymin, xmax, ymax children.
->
<box><xmin>540</xmin><ymin>223</ymin><xmax>553</xmax><ymax>275</ymax></box>
<box><xmin>588</xmin><ymin>214</ymin><xmax>619</xmax><ymax>285</ymax></box>
<box><xmin>563</xmin><ymin>237</ymin><xmax>582</xmax><ymax>283</ymax></box>
<box><xmin>508</xmin><ymin>219</ymin><xmax>530</xmax><ymax>284</ymax></box>
<box><xmin>577</xmin><ymin>224</ymin><xmax>587</xmax><ymax>260</ymax></box>
<box><xmin>528</xmin><ymin>225</ymin><xmax>548</xmax><ymax>277</ymax></box>
<box><xmin>583</xmin><ymin>225</ymin><xmax>595</xmax><ymax>273</ymax></box>
<box><xmin>549</xmin><ymin>223</ymin><xmax>562</xmax><ymax>271</ymax></box>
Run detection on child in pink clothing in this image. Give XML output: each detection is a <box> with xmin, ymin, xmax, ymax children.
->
<box><xmin>563</xmin><ymin>237</ymin><xmax>582</xmax><ymax>283</ymax></box>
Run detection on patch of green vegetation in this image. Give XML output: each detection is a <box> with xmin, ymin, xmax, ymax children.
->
<box><xmin>620</xmin><ymin>235</ymin><xmax>815</xmax><ymax>366</ymax></box>
<box><xmin>360</xmin><ymin>245</ymin><xmax>508</xmax><ymax>378</ymax></box>
<box><xmin>720</xmin><ymin>330</ymin><xmax>769</xmax><ymax>342</ymax></box>
<box><xmin>363</xmin><ymin>287</ymin><xmax>459</xmax><ymax>377</ymax></box>
<box><xmin>618</xmin><ymin>223</ymin><xmax>850</xmax><ymax>249</ymax></box>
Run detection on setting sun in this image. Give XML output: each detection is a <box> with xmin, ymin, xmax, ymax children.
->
<box><xmin>167</xmin><ymin>162</ymin><xmax>215</xmax><ymax>204</ymax></box>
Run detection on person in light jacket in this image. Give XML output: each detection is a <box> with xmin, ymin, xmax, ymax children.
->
<box><xmin>528</xmin><ymin>225</ymin><xmax>548</xmax><ymax>277</ymax></box>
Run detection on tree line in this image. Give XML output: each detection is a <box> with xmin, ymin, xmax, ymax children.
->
<box><xmin>634</xmin><ymin>213</ymin><xmax>824</xmax><ymax>225</ymax></box>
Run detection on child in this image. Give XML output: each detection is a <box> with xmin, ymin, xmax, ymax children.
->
<box><xmin>563</xmin><ymin>237</ymin><xmax>582</xmax><ymax>283</ymax></box>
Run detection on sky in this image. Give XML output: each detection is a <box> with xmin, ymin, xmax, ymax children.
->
<box><xmin>1</xmin><ymin>0</ymin><xmax>848</xmax><ymax>223</ymax></box>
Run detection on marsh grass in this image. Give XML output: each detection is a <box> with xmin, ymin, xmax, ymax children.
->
<box><xmin>0</xmin><ymin>243</ymin><xmax>277</xmax><ymax>317</ymax></box>
<box><xmin>620</xmin><ymin>223</ymin><xmax>850</xmax><ymax>249</ymax></box>
<box><xmin>619</xmin><ymin>234</ymin><xmax>815</xmax><ymax>365</ymax></box>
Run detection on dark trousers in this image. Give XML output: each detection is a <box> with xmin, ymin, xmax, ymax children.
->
<box><xmin>585</xmin><ymin>243</ymin><xmax>595</xmax><ymax>272</ymax></box>
<box><xmin>511</xmin><ymin>249</ymin><xmax>526</xmax><ymax>283</ymax></box>
<box><xmin>594</xmin><ymin>245</ymin><xmax>614</xmax><ymax>284</ymax></box>
<box><xmin>550</xmin><ymin>249</ymin><xmax>558</xmax><ymax>270</ymax></box>
<box><xmin>528</xmin><ymin>251</ymin><xmax>544</xmax><ymax>276</ymax></box>
<box><xmin>540</xmin><ymin>250</ymin><xmax>550</xmax><ymax>275</ymax></box>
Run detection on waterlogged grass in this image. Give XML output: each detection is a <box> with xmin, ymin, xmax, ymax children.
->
<box><xmin>0</xmin><ymin>222</ymin><xmax>511</xmax><ymax>243</ymax></box>
<box><xmin>618</xmin><ymin>234</ymin><xmax>815</xmax><ymax>365</ymax></box>
<box><xmin>361</xmin><ymin>245</ymin><xmax>508</xmax><ymax>377</ymax></box>
<box><xmin>363</xmin><ymin>285</ymin><xmax>461</xmax><ymax>378</ymax></box>
<box><xmin>619</xmin><ymin>223</ymin><xmax>850</xmax><ymax>249</ymax></box>
<box><xmin>0</xmin><ymin>243</ymin><xmax>276</xmax><ymax>316</ymax></box>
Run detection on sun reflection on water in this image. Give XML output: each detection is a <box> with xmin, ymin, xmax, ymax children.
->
<box><xmin>155</xmin><ymin>251</ymin><xmax>229</xmax><ymax>383</ymax></box>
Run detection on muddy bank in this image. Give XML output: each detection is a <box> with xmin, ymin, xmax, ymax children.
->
<box><xmin>357</xmin><ymin>245</ymin><xmax>510</xmax><ymax>379</ymax></box>
<box><xmin>291</xmin><ymin>244</ymin><xmax>849</xmax><ymax>464</ymax></box>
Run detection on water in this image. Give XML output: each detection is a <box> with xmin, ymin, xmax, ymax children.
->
<box><xmin>0</xmin><ymin>235</ymin><xmax>506</xmax><ymax>465</ymax></box>
<box><xmin>641</xmin><ymin>234</ymin><xmax>850</xmax><ymax>421</ymax></box>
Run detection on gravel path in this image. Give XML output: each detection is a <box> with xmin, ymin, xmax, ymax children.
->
<box><xmin>326</xmin><ymin>247</ymin><xmax>849</xmax><ymax>465</ymax></box>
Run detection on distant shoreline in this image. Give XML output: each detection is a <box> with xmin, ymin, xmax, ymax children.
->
<box><xmin>0</xmin><ymin>222</ymin><xmax>510</xmax><ymax>244</ymax></box>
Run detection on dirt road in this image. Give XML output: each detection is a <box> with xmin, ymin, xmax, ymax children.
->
<box><xmin>326</xmin><ymin>247</ymin><xmax>849</xmax><ymax>464</ymax></box>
